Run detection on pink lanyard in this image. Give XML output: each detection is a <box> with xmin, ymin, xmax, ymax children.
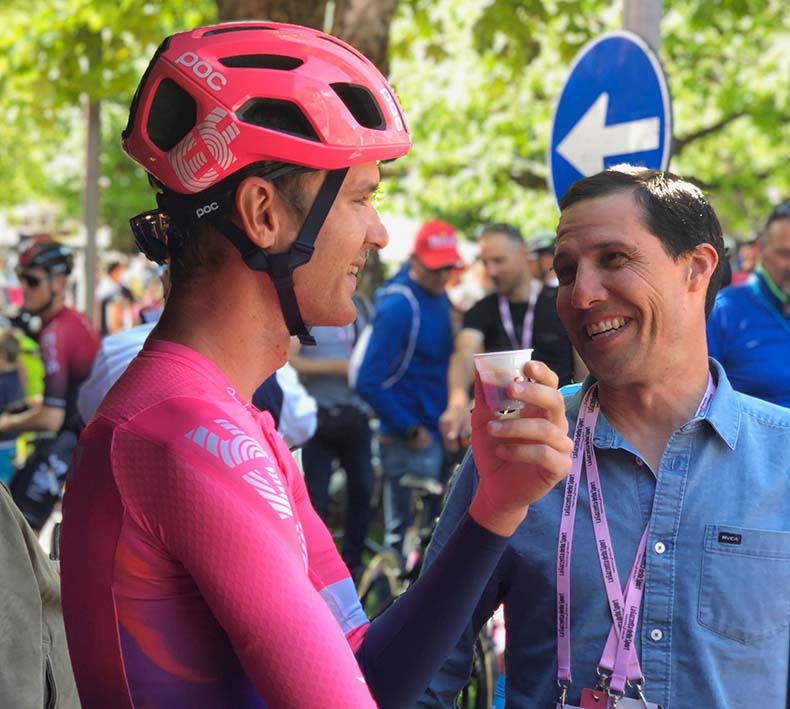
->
<box><xmin>497</xmin><ymin>279</ymin><xmax>540</xmax><ymax>350</ymax></box>
<box><xmin>556</xmin><ymin>375</ymin><xmax>715</xmax><ymax>698</ymax></box>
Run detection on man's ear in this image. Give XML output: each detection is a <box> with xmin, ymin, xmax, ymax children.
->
<box><xmin>51</xmin><ymin>273</ymin><xmax>68</xmax><ymax>296</ymax></box>
<box><xmin>687</xmin><ymin>242</ymin><xmax>719</xmax><ymax>294</ymax></box>
<box><xmin>234</xmin><ymin>176</ymin><xmax>283</xmax><ymax>251</ymax></box>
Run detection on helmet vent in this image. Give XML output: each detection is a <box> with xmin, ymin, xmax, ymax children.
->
<box><xmin>219</xmin><ymin>54</ymin><xmax>303</xmax><ymax>70</ymax></box>
<box><xmin>331</xmin><ymin>83</ymin><xmax>385</xmax><ymax>130</ymax></box>
<box><xmin>147</xmin><ymin>78</ymin><xmax>197</xmax><ymax>151</ymax></box>
<box><xmin>203</xmin><ymin>25</ymin><xmax>277</xmax><ymax>37</ymax></box>
<box><xmin>237</xmin><ymin>98</ymin><xmax>320</xmax><ymax>142</ymax></box>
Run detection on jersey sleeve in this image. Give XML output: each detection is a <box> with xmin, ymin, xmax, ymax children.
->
<box><xmin>415</xmin><ymin>453</ymin><xmax>505</xmax><ymax>707</ymax></box>
<box><xmin>114</xmin><ymin>405</ymin><xmax>377</xmax><ymax>708</ymax></box>
<box><xmin>267</xmin><ymin>418</ymin><xmax>371</xmax><ymax>651</ymax></box>
<box><xmin>39</xmin><ymin>322</ymin><xmax>70</xmax><ymax>409</ymax></box>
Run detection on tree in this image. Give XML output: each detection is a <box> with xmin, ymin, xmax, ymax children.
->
<box><xmin>0</xmin><ymin>0</ymin><xmax>216</xmax><ymax>244</ymax></box>
<box><xmin>1</xmin><ymin>0</ymin><xmax>787</xmax><ymax>248</ymax></box>
<box><xmin>385</xmin><ymin>0</ymin><xmax>790</xmax><ymax>236</ymax></box>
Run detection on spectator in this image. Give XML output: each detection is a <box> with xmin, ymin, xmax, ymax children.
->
<box><xmin>707</xmin><ymin>201</ymin><xmax>790</xmax><ymax>407</ymax></box>
<box><xmin>290</xmin><ymin>303</ymin><xmax>374</xmax><ymax>578</ymax></box>
<box><xmin>526</xmin><ymin>229</ymin><xmax>560</xmax><ymax>286</ymax></box>
<box><xmin>0</xmin><ymin>330</ymin><xmax>24</xmax><ymax>485</ymax></box>
<box><xmin>440</xmin><ymin>223</ymin><xmax>583</xmax><ymax>452</ymax></box>
<box><xmin>96</xmin><ymin>260</ymin><xmax>135</xmax><ymax>335</ymax></box>
<box><xmin>420</xmin><ymin>167</ymin><xmax>790</xmax><ymax>708</ymax></box>
<box><xmin>355</xmin><ymin>220</ymin><xmax>460</xmax><ymax>551</ymax></box>
<box><xmin>730</xmin><ymin>238</ymin><xmax>759</xmax><ymax>285</ymax></box>
<box><xmin>2</xmin><ymin>239</ymin><xmax>99</xmax><ymax>531</ymax></box>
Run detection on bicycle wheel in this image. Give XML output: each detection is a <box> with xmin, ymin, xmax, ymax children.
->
<box><xmin>456</xmin><ymin>630</ymin><xmax>497</xmax><ymax>709</ymax></box>
<box><xmin>356</xmin><ymin>550</ymin><xmax>402</xmax><ymax>619</ymax></box>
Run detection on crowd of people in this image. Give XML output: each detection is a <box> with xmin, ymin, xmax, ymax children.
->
<box><xmin>0</xmin><ymin>18</ymin><xmax>787</xmax><ymax>709</ymax></box>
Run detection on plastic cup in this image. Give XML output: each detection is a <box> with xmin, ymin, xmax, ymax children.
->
<box><xmin>473</xmin><ymin>349</ymin><xmax>534</xmax><ymax>414</ymax></box>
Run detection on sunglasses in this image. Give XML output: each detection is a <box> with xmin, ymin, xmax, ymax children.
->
<box><xmin>129</xmin><ymin>210</ymin><xmax>171</xmax><ymax>264</ymax></box>
<box><xmin>17</xmin><ymin>272</ymin><xmax>45</xmax><ymax>289</ymax></box>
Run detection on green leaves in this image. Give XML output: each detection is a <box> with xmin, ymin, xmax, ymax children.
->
<box><xmin>388</xmin><ymin>0</ymin><xmax>789</xmax><ymax>238</ymax></box>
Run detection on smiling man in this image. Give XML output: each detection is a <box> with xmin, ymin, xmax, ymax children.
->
<box><xmin>419</xmin><ymin>166</ymin><xmax>790</xmax><ymax>708</ymax></box>
<box><xmin>58</xmin><ymin>22</ymin><xmax>573</xmax><ymax>709</ymax></box>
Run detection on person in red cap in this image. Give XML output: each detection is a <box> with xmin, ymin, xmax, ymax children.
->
<box><xmin>354</xmin><ymin>220</ymin><xmax>463</xmax><ymax>551</ymax></box>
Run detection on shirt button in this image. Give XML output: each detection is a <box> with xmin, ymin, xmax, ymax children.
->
<box><xmin>650</xmin><ymin>628</ymin><xmax>664</xmax><ymax>642</ymax></box>
<box><xmin>635</xmin><ymin>457</ymin><xmax>644</xmax><ymax>466</ymax></box>
<box><xmin>654</xmin><ymin>542</ymin><xmax>666</xmax><ymax>554</ymax></box>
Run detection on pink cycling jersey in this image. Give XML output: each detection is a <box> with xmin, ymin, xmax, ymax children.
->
<box><xmin>61</xmin><ymin>340</ymin><xmax>374</xmax><ymax>708</ymax></box>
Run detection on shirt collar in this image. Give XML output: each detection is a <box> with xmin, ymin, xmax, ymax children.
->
<box><xmin>568</xmin><ymin>359</ymin><xmax>740</xmax><ymax>452</ymax></box>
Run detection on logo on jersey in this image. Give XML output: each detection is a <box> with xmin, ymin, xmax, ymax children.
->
<box><xmin>184</xmin><ymin>419</ymin><xmax>296</xmax><ymax>522</ymax></box>
<box><xmin>169</xmin><ymin>108</ymin><xmax>240</xmax><ymax>193</ymax></box>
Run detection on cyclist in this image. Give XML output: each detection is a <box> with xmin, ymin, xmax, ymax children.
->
<box><xmin>60</xmin><ymin>22</ymin><xmax>572</xmax><ymax>708</ymax></box>
<box><xmin>2</xmin><ymin>239</ymin><xmax>99</xmax><ymax>531</ymax></box>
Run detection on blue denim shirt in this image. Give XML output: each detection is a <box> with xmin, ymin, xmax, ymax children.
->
<box><xmin>419</xmin><ymin>360</ymin><xmax>790</xmax><ymax>708</ymax></box>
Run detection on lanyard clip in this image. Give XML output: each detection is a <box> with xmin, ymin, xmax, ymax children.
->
<box><xmin>628</xmin><ymin>678</ymin><xmax>651</xmax><ymax>709</ymax></box>
<box><xmin>557</xmin><ymin>680</ymin><xmax>571</xmax><ymax>707</ymax></box>
<box><xmin>594</xmin><ymin>667</ymin><xmax>611</xmax><ymax>692</ymax></box>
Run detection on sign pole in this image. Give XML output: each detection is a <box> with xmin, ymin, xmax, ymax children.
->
<box><xmin>622</xmin><ymin>0</ymin><xmax>662</xmax><ymax>55</ymax></box>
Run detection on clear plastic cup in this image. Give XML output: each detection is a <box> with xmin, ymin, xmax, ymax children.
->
<box><xmin>473</xmin><ymin>349</ymin><xmax>534</xmax><ymax>414</ymax></box>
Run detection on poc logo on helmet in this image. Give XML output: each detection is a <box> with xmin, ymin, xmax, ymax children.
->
<box><xmin>195</xmin><ymin>202</ymin><xmax>220</xmax><ymax>219</ymax></box>
<box><xmin>175</xmin><ymin>52</ymin><xmax>227</xmax><ymax>92</ymax></box>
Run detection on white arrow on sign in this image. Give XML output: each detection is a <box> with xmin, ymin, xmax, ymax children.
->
<box><xmin>556</xmin><ymin>92</ymin><xmax>660</xmax><ymax>176</ymax></box>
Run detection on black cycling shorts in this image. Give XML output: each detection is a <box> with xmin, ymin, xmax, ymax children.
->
<box><xmin>11</xmin><ymin>431</ymin><xmax>77</xmax><ymax>531</ymax></box>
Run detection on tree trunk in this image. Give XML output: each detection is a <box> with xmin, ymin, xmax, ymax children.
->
<box><xmin>332</xmin><ymin>0</ymin><xmax>398</xmax><ymax>74</ymax></box>
<box><xmin>217</xmin><ymin>0</ymin><xmax>326</xmax><ymax>29</ymax></box>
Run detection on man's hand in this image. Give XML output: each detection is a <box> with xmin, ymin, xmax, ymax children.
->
<box><xmin>406</xmin><ymin>425</ymin><xmax>434</xmax><ymax>451</ymax></box>
<box><xmin>468</xmin><ymin>360</ymin><xmax>572</xmax><ymax>537</ymax></box>
<box><xmin>439</xmin><ymin>400</ymin><xmax>471</xmax><ymax>453</ymax></box>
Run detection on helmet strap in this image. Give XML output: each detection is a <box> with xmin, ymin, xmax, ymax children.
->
<box><xmin>210</xmin><ymin>167</ymin><xmax>349</xmax><ymax>345</ymax></box>
<box><xmin>155</xmin><ymin>166</ymin><xmax>349</xmax><ymax>345</ymax></box>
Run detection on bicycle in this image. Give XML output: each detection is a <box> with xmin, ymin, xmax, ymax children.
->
<box><xmin>356</xmin><ymin>474</ymin><xmax>496</xmax><ymax>709</ymax></box>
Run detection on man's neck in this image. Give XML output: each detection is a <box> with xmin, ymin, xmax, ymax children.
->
<box><xmin>503</xmin><ymin>276</ymin><xmax>538</xmax><ymax>303</ymax></box>
<box><xmin>596</xmin><ymin>358</ymin><xmax>711</xmax><ymax>471</ymax></box>
<box><xmin>152</xmin><ymin>271</ymin><xmax>290</xmax><ymax>402</ymax></box>
<box><xmin>39</xmin><ymin>300</ymin><xmax>65</xmax><ymax>325</ymax></box>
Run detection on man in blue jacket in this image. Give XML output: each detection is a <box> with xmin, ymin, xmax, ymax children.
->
<box><xmin>355</xmin><ymin>220</ymin><xmax>461</xmax><ymax>551</ymax></box>
<box><xmin>707</xmin><ymin>201</ymin><xmax>790</xmax><ymax>407</ymax></box>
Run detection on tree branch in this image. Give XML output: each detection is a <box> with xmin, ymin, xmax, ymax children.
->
<box><xmin>672</xmin><ymin>111</ymin><xmax>747</xmax><ymax>156</ymax></box>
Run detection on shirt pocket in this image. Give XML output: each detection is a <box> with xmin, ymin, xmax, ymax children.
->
<box><xmin>698</xmin><ymin>524</ymin><xmax>790</xmax><ymax>643</ymax></box>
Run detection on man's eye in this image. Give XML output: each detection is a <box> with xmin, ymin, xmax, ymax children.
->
<box><xmin>603</xmin><ymin>252</ymin><xmax>627</xmax><ymax>266</ymax></box>
<box><xmin>555</xmin><ymin>266</ymin><xmax>575</xmax><ymax>285</ymax></box>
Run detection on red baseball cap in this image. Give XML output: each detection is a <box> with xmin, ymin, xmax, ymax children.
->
<box><xmin>413</xmin><ymin>220</ymin><xmax>463</xmax><ymax>270</ymax></box>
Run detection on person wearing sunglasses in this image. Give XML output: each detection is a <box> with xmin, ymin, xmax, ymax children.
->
<box><xmin>57</xmin><ymin>22</ymin><xmax>573</xmax><ymax>709</ymax></box>
<box><xmin>1</xmin><ymin>239</ymin><xmax>99</xmax><ymax>532</ymax></box>
<box><xmin>707</xmin><ymin>201</ymin><xmax>790</xmax><ymax>407</ymax></box>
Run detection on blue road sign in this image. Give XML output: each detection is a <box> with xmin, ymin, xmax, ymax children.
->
<box><xmin>548</xmin><ymin>31</ymin><xmax>672</xmax><ymax>205</ymax></box>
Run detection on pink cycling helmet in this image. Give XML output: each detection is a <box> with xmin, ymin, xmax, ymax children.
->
<box><xmin>122</xmin><ymin>21</ymin><xmax>411</xmax><ymax>195</ymax></box>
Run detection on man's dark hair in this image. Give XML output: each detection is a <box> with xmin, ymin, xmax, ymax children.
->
<box><xmin>479</xmin><ymin>222</ymin><xmax>524</xmax><ymax>246</ymax></box>
<box><xmin>765</xmin><ymin>201</ymin><xmax>790</xmax><ymax>230</ymax></box>
<box><xmin>559</xmin><ymin>165</ymin><xmax>725</xmax><ymax>317</ymax></box>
